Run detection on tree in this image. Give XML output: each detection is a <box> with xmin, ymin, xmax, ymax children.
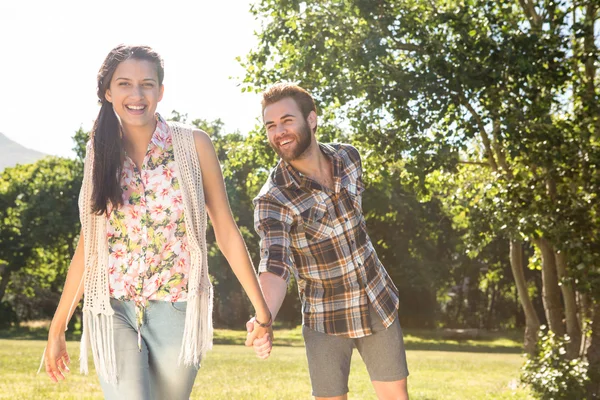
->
<box><xmin>242</xmin><ymin>0</ymin><xmax>599</xmax><ymax>395</ymax></box>
<box><xmin>0</xmin><ymin>156</ymin><xmax>82</xmax><ymax>319</ymax></box>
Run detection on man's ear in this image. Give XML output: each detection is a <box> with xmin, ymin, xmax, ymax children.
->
<box><xmin>308</xmin><ymin>111</ymin><xmax>317</xmax><ymax>132</ymax></box>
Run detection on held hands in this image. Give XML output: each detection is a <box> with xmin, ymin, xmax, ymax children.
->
<box><xmin>245</xmin><ymin>317</ymin><xmax>273</xmax><ymax>360</ymax></box>
<box><xmin>44</xmin><ymin>332</ymin><xmax>71</xmax><ymax>382</ymax></box>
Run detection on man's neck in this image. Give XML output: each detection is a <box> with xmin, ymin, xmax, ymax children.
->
<box><xmin>288</xmin><ymin>141</ymin><xmax>324</xmax><ymax>176</ymax></box>
<box><xmin>289</xmin><ymin>141</ymin><xmax>333</xmax><ymax>190</ymax></box>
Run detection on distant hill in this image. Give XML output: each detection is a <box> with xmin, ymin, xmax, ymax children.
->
<box><xmin>0</xmin><ymin>132</ymin><xmax>47</xmax><ymax>171</ymax></box>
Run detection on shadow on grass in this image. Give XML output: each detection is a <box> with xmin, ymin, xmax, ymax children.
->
<box><xmin>403</xmin><ymin>341</ymin><xmax>522</xmax><ymax>354</ymax></box>
<box><xmin>0</xmin><ymin>325</ymin><xmax>82</xmax><ymax>341</ymax></box>
<box><xmin>401</xmin><ymin>329</ymin><xmax>524</xmax><ymax>354</ymax></box>
<box><xmin>0</xmin><ymin>325</ymin><xmax>524</xmax><ymax>354</ymax></box>
<box><xmin>160</xmin><ymin>329</ymin><xmax>524</xmax><ymax>354</ymax></box>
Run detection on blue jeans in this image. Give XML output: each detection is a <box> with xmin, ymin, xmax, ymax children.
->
<box><xmin>99</xmin><ymin>298</ymin><xmax>199</xmax><ymax>400</ymax></box>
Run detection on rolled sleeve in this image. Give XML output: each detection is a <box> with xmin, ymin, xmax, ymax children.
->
<box><xmin>254</xmin><ymin>198</ymin><xmax>295</xmax><ymax>284</ymax></box>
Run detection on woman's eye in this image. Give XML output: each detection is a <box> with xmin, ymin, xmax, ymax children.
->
<box><xmin>119</xmin><ymin>82</ymin><xmax>130</xmax><ymax>86</ymax></box>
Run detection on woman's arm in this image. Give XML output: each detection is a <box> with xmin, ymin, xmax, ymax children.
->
<box><xmin>192</xmin><ymin>130</ymin><xmax>273</xmax><ymax>353</ymax></box>
<box><xmin>44</xmin><ymin>230</ymin><xmax>85</xmax><ymax>381</ymax></box>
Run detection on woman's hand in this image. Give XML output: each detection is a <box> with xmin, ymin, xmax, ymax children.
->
<box><xmin>45</xmin><ymin>332</ymin><xmax>71</xmax><ymax>382</ymax></box>
<box><xmin>245</xmin><ymin>317</ymin><xmax>273</xmax><ymax>360</ymax></box>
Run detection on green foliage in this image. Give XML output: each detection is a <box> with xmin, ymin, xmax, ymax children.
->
<box><xmin>521</xmin><ymin>329</ymin><xmax>590</xmax><ymax>399</ymax></box>
<box><xmin>72</xmin><ymin>127</ymin><xmax>89</xmax><ymax>161</ymax></box>
<box><xmin>0</xmin><ymin>132</ymin><xmax>83</xmax><ymax>320</ymax></box>
<box><xmin>242</xmin><ymin>0</ymin><xmax>600</xmax><ymax>294</ymax></box>
<box><xmin>358</xmin><ymin>154</ymin><xmax>457</xmax><ymax>327</ymax></box>
<box><xmin>243</xmin><ymin>0</ymin><xmax>600</xmax><ymax>342</ymax></box>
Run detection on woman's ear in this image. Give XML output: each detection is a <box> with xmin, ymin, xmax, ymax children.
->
<box><xmin>158</xmin><ymin>85</ymin><xmax>164</xmax><ymax>102</ymax></box>
<box><xmin>105</xmin><ymin>89</ymin><xmax>112</xmax><ymax>103</ymax></box>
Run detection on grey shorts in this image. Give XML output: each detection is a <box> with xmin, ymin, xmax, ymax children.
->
<box><xmin>302</xmin><ymin>306</ymin><xmax>409</xmax><ymax>398</ymax></box>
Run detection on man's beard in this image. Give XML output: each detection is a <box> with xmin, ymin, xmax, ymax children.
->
<box><xmin>270</xmin><ymin>119</ymin><xmax>312</xmax><ymax>162</ymax></box>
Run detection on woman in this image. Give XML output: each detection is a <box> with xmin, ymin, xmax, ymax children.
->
<box><xmin>43</xmin><ymin>44</ymin><xmax>273</xmax><ymax>399</ymax></box>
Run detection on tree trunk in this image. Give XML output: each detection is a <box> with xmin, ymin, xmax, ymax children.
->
<box><xmin>534</xmin><ymin>237</ymin><xmax>565</xmax><ymax>336</ymax></box>
<box><xmin>454</xmin><ymin>283</ymin><xmax>464</xmax><ymax>328</ymax></box>
<box><xmin>586</xmin><ymin>302</ymin><xmax>600</xmax><ymax>398</ymax></box>
<box><xmin>0</xmin><ymin>265</ymin><xmax>11</xmax><ymax>304</ymax></box>
<box><xmin>555</xmin><ymin>251</ymin><xmax>581</xmax><ymax>358</ymax></box>
<box><xmin>580</xmin><ymin>292</ymin><xmax>591</xmax><ymax>355</ymax></box>
<box><xmin>486</xmin><ymin>284</ymin><xmax>497</xmax><ymax>330</ymax></box>
<box><xmin>583</xmin><ymin>2</ymin><xmax>600</xmax><ymax>141</ymax></box>
<box><xmin>509</xmin><ymin>240</ymin><xmax>540</xmax><ymax>354</ymax></box>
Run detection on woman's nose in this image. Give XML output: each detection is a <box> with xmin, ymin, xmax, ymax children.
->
<box><xmin>132</xmin><ymin>85</ymin><xmax>144</xmax><ymax>99</ymax></box>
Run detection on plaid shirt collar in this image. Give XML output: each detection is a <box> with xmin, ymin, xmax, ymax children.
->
<box><xmin>272</xmin><ymin>142</ymin><xmax>344</xmax><ymax>193</ymax></box>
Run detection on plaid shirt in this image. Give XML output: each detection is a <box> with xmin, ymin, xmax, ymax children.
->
<box><xmin>253</xmin><ymin>143</ymin><xmax>399</xmax><ymax>337</ymax></box>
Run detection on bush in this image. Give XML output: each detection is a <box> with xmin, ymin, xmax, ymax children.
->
<box><xmin>0</xmin><ymin>301</ymin><xmax>18</xmax><ymax>328</ymax></box>
<box><xmin>521</xmin><ymin>328</ymin><xmax>589</xmax><ymax>400</ymax></box>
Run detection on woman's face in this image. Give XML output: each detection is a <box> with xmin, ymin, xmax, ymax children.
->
<box><xmin>105</xmin><ymin>58</ymin><xmax>164</xmax><ymax>130</ymax></box>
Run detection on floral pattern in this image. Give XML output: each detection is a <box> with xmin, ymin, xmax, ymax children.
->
<box><xmin>106</xmin><ymin>114</ymin><xmax>190</xmax><ymax>328</ymax></box>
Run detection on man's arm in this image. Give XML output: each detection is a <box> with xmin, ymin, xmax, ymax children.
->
<box><xmin>246</xmin><ymin>196</ymin><xmax>296</xmax><ymax>358</ymax></box>
<box><xmin>258</xmin><ymin>272</ymin><xmax>288</xmax><ymax>322</ymax></box>
<box><xmin>245</xmin><ymin>272</ymin><xmax>288</xmax><ymax>359</ymax></box>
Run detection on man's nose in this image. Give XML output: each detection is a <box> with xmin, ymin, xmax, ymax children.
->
<box><xmin>275</xmin><ymin>124</ymin><xmax>287</xmax><ymax>136</ymax></box>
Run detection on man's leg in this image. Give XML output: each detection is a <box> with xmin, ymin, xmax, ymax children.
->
<box><xmin>355</xmin><ymin>306</ymin><xmax>409</xmax><ymax>400</ymax></box>
<box><xmin>303</xmin><ymin>325</ymin><xmax>354</xmax><ymax>399</ymax></box>
<box><xmin>371</xmin><ymin>378</ymin><xmax>408</xmax><ymax>400</ymax></box>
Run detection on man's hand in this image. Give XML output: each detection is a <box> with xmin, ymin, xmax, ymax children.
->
<box><xmin>245</xmin><ymin>317</ymin><xmax>273</xmax><ymax>360</ymax></box>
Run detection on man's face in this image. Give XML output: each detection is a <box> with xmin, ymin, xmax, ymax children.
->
<box><xmin>263</xmin><ymin>97</ymin><xmax>314</xmax><ymax>162</ymax></box>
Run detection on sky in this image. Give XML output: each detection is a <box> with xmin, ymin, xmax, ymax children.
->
<box><xmin>0</xmin><ymin>0</ymin><xmax>264</xmax><ymax>158</ymax></box>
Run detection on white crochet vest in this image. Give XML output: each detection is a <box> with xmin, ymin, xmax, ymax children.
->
<box><xmin>78</xmin><ymin>122</ymin><xmax>213</xmax><ymax>383</ymax></box>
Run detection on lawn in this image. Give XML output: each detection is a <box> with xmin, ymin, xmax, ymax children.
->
<box><xmin>0</xmin><ymin>326</ymin><xmax>534</xmax><ymax>399</ymax></box>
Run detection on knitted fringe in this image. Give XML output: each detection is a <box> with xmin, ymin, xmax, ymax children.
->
<box><xmin>179</xmin><ymin>284</ymin><xmax>213</xmax><ymax>367</ymax></box>
<box><xmin>80</xmin><ymin>311</ymin><xmax>117</xmax><ymax>384</ymax></box>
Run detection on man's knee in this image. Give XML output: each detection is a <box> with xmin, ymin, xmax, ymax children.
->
<box><xmin>371</xmin><ymin>378</ymin><xmax>408</xmax><ymax>400</ymax></box>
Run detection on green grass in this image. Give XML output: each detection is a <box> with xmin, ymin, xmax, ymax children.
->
<box><xmin>0</xmin><ymin>327</ymin><xmax>534</xmax><ymax>399</ymax></box>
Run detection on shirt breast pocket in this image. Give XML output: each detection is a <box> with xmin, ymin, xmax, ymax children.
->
<box><xmin>346</xmin><ymin>179</ymin><xmax>365</xmax><ymax>213</ymax></box>
<box><xmin>300</xmin><ymin>201</ymin><xmax>335</xmax><ymax>243</ymax></box>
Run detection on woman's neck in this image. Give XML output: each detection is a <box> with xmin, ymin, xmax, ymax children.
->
<box><xmin>121</xmin><ymin>119</ymin><xmax>157</xmax><ymax>167</ymax></box>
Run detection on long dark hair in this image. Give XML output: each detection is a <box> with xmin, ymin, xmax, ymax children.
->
<box><xmin>91</xmin><ymin>44</ymin><xmax>164</xmax><ymax>216</ymax></box>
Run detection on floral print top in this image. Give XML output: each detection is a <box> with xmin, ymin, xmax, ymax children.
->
<box><xmin>106</xmin><ymin>113</ymin><xmax>190</xmax><ymax>338</ymax></box>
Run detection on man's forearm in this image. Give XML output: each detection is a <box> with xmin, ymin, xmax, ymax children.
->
<box><xmin>258</xmin><ymin>272</ymin><xmax>288</xmax><ymax>321</ymax></box>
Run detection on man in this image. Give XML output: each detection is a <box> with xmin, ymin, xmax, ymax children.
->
<box><xmin>246</xmin><ymin>83</ymin><xmax>409</xmax><ymax>400</ymax></box>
